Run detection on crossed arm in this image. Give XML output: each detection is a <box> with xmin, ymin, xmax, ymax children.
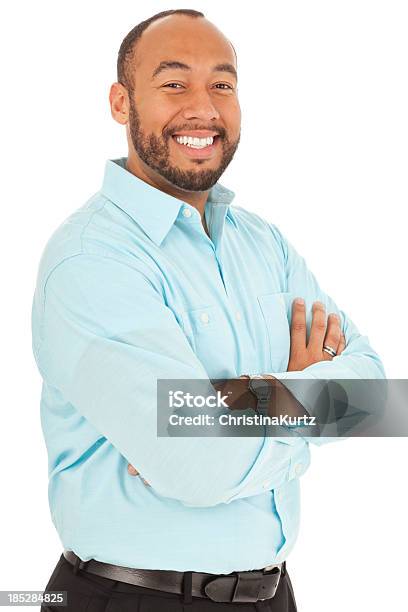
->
<box><xmin>33</xmin><ymin>232</ymin><xmax>385</xmax><ymax>506</ymax></box>
<box><xmin>128</xmin><ymin>298</ymin><xmax>348</xmax><ymax>482</ymax></box>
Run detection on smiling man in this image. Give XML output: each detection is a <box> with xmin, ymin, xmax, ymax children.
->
<box><xmin>32</xmin><ymin>8</ymin><xmax>385</xmax><ymax>612</ymax></box>
<box><xmin>116</xmin><ymin>10</ymin><xmax>241</xmax><ymax>217</ymax></box>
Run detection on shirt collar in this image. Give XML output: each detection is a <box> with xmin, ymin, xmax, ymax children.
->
<box><xmin>100</xmin><ymin>157</ymin><xmax>237</xmax><ymax>245</ymax></box>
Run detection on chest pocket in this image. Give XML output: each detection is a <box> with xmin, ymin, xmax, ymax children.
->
<box><xmin>257</xmin><ymin>292</ymin><xmax>292</xmax><ymax>372</ymax></box>
<box><xmin>180</xmin><ymin>305</ymin><xmax>233</xmax><ymax>378</ymax></box>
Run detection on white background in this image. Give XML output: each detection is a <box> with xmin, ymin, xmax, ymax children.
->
<box><xmin>1</xmin><ymin>1</ymin><xmax>407</xmax><ymax>610</ymax></box>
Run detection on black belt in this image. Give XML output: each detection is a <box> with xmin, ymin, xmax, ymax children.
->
<box><xmin>63</xmin><ymin>550</ymin><xmax>284</xmax><ymax>603</ymax></box>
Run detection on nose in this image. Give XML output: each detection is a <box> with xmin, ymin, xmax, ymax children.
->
<box><xmin>181</xmin><ymin>88</ymin><xmax>220</xmax><ymax>122</ymax></box>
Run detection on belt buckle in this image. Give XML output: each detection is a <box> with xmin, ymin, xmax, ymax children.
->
<box><xmin>259</xmin><ymin>564</ymin><xmax>282</xmax><ymax>601</ymax></box>
<box><xmin>204</xmin><ymin>566</ymin><xmax>281</xmax><ymax>603</ymax></box>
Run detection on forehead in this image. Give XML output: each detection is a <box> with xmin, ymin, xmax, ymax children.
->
<box><xmin>134</xmin><ymin>16</ymin><xmax>236</xmax><ymax>74</ymax></box>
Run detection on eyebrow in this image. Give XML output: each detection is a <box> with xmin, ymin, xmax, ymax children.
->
<box><xmin>151</xmin><ymin>60</ymin><xmax>238</xmax><ymax>80</ymax></box>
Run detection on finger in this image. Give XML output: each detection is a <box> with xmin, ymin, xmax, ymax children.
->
<box><xmin>141</xmin><ymin>478</ymin><xmax>151</xmax><ymax>487</ymax></box>
<box><xmin>322</xmin><ymin>313</ymin><xmax>342</xmax><ymax>360</ymax></box>
<box><xmin>290</xmin><ymin>298</ymin><xmax>307</xmax><ymax>354</ymax></box>
<box><xmin>337</xmin><ymin>333</ymin><xmax>346</xmax><ymax>355</ymax></box>
<box><xmin>127</xmin><ymin>464</ymin><xmax>139</xmax><ymax>476</ymax></box>
<box><xmin>308</xmin><ymin>301</ymin><xmax>327</xmax><ymax>352</ymax></box>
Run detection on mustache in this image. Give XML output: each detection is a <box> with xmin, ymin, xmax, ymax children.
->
<box><xmin>163</xmin><ymin>125</ymin><xmax>227</xmax><ymax>140</ymax></box>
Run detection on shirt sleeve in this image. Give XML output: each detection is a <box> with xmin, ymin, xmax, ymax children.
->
<box><xmin>264</xmin><ymin>224</ymin><xmax>387</xmax><ymax>446</ymax></box>
<box><xmin>32</xmin><ymin>253</ymin><xmax>309</xmax><ymax>507</ymax></box>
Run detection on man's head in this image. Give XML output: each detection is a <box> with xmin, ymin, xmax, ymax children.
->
<box><xmin>110</xmin><ymin>9</ymin><xmax>241</xmax><ymax>193</ymax></box>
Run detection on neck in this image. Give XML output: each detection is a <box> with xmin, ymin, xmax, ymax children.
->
<box><xmin>126</xmin><ymin>153</ymin><xmax>209</xmax><ymax>218</ymax></box>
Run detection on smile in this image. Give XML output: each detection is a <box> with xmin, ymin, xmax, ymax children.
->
<box><xmin>174</xmin><ymin>135</ymin><xmax>214</xmax><ymax>149</ymax></box>
<box><xmin>171</xmin><ymin>134</ymin><xmax>220</xmax><ymax>159</ymax></box>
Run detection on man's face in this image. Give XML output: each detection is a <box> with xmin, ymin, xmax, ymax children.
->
<box><xmin>126</xmin><ymin>15</ymin><xmax>241</xmax><ymax>192</ymax></box>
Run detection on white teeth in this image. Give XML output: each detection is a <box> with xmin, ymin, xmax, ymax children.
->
<box><xmin>175</xmin><ymin>135</ymin><xmax>214</xmax><ymax>148</ymax></box>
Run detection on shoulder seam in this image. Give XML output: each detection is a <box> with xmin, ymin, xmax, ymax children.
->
<box><xmin>41</xmin><ymin>197</ymin><xmax>109</xmax><ymax>301</ymax></box>
<box><xmin>80</xmin><ymin>195</ymin><xmax>109</xmax><ymax>252</ymax></box>
<box><xmin>43</xmin><ymin>251</ymin><xmax>161</xmax><ymax>301</ymax></box>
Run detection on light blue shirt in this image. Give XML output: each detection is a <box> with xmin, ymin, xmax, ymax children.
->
<box><xmin>31</xmin><ymin>158</ymin><xmax>385</xmax><ymax>573</ymax></box>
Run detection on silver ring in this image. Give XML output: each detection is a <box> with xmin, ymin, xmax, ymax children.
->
<box><xmin>323</xmin><ymin>345</ymin><xmax>337</xmax><ymax>357</ymax></box>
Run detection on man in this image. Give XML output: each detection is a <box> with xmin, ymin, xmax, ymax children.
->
<box><xmin>32</xmin><ymin>8</ymin><xmax>385</xmax><ymax>612</ymax></box>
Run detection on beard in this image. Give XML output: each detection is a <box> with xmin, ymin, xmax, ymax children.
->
<box><xmin>128</xmin><ymin>99</ymin><xmax>240</xmax><ymax>192</ymax></box>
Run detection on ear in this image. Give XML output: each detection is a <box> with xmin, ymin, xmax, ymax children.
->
<box><xmin>109</xmin><ymin>82</ymin><xmax>129</xmax><ymax>125</ymax></box>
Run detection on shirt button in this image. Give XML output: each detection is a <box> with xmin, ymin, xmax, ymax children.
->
<box><xmin>262</xmin><ymin>481</ymin><xmax>270</xmax><ymax>490</ymax></box>
<box><xmin>200</xmin><ymin>312</ymin><xmax>210</xmax><ymax>324</ymax></box>
<box><xmin>294</xmin><ymin>463</ymin><xmax>303</xmax><ymax>476</ymax></box>
<box><xmin>236</xmin><ymin>311</ymin><xmax>241</xmax><ymax>321</ymax></box>
<box><xmin>182</xmin><ymin>208</ymin><xmax>192</xmax><ymax>218</ymax></box>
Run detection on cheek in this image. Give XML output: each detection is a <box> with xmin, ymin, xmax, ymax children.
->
<box><xmin>222</xmin><ymin>102</ymin><xmax>241</xmax><ymax>139</ymax></box>
<box><xmin>135</xmin><ymin>97</ymin><xmax>176</xmax><ymax>135</ymax></box>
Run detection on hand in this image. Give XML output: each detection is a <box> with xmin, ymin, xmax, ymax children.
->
<box><xmin>288</xmin><ymin>299</ymin><xmax>346</xmax><ymax>371</ymax></box>
<box><xmin>127</xmin><ymin>464</ymin><xmax>151</xmax><ymax>486</ymax></box>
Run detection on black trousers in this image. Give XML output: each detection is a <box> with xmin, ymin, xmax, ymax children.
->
<box><xmin>41</xmin><ymin>553</ymin><xmax>298</xmax><ymax>612</ymax></box>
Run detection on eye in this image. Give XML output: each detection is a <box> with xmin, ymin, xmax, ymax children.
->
<box><xmin>163</xmin><ymin>82</ymin><xmax>184</xmax><ymax>89</ymax></box>
<box><xmin>214</xmin><ymin>83</ymin><xmax>234</xmax><ymax>90</ymax></box>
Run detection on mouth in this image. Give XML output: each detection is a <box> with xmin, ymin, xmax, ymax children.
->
<box><xmin>171</xmin><ymin>133</ymin><xmax>221</xmax><ymax>159</ymax></box>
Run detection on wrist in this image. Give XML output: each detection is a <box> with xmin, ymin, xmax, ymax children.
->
<box><xmin>240</xmin><ymin>374</ymin><xmax>276</xmax><ymax>414</ymax></box>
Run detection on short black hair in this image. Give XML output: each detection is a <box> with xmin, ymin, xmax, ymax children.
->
<box><xmin>117</xmin><ymin>9</ymin><xmax>205</xmax><ymax>92</ymax></box>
